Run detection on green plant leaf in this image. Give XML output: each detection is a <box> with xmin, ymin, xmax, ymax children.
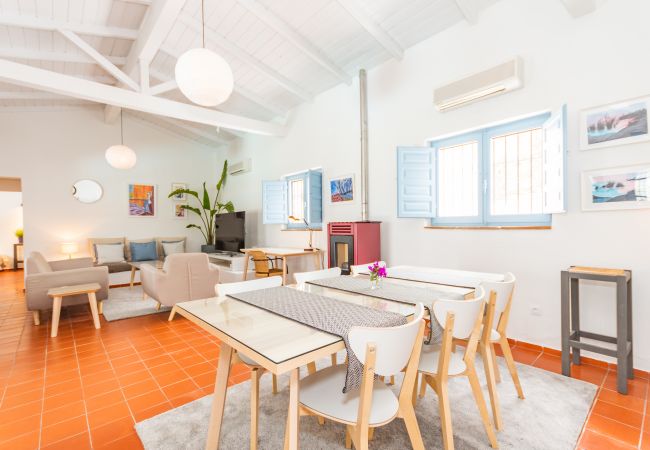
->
<box><xmin>180</xmin><ymin>205</ymin><xmax>202</xmax><ymax>216</ymax></box>
<box><xmin>223</xmin><ymin>201</ymin><xmax>235</xmax><ymax>213</ymax></box>
<box><xmin>185</xmin><ymin>224</ymin><xmax>202</xmax><ymax>230</ymax></box>
<box><xmin>216</xmin><ymin>160</ymin><xmax>228</xmax><ymax>191</ymax></box>
<box><xmin>168</xmin><ymin>188</ymin><xmax>199</xmax><ymax>199</ymax></box>
<box><xmin>202</xmin><ymin>182</ymin><xmax>211</xmax><ymax>210</ymax></box>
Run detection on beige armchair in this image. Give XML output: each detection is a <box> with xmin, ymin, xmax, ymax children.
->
<box><xmin>25</xmin><ymin>252</ymin><xmax>109</xmax><ymax>325</ymax></box>
<box><xmin>140</xmin><ymin>253</ymin><xmax>219</xmax><ymax>312</ymax></box>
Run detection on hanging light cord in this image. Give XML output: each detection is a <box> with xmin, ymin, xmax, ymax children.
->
<box><xmin>120</xmin><ymin>110</ymin><xmax>124</xmax><ymax>145</ymax></box>
<box><xmin>201</xmin><ymin>0</ymin><xmax>205</xmax><ymax>48</ymax></box>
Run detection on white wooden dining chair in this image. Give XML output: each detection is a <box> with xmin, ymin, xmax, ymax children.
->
<box><xmin>479</xmin><ymin>272</ymin><xmax>522</xmax><ymax>431</ymax></box>
<box><xmin>216</xmin><ymin>277</ymin><xmax>282</xmax><ymax>450</ymax></box>
<box><xmin>289</xmin><ymin>304</ymin><xmax>426</xmax><ymax>450</ymax></box>
<box><xmin>350</xmin><ymin>261</ymin><xmax>387</xmax><ymax>276</ymax></box>
<box><xmin>294</xmin><ymin>267</ymin><xmax>341</xmax><ymax>284</ymax></box>
<box><xmin>417</xmin><ymin>288</ymin><xmax>498</xmax><ymax>450</ymax></box>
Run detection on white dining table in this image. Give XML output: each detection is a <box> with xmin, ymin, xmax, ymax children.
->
<box><xmin>170</xmin><ymin>277</ymin><xmax>474</xmax><ymax>450</ymax></box>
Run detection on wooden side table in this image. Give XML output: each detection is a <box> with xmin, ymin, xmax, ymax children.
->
<box><xmin>561</xmin><ymin>266</ymin><xmax>633</xmax><ymax>394</ymax></box>
<box><xmin>47</xmin><ymin>283</ymin><xmax>102</xmax><ymax>338</ymax></box>
<box><xmin>13</xmin><ymin>243</ymin><xmax>23</xmax><ymax>270</ymax></box>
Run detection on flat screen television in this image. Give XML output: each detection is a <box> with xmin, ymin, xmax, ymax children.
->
<box><xmin>214</xmin><ymin>211</ymin><xmax>246</xmax><ymax>253</ymax></box>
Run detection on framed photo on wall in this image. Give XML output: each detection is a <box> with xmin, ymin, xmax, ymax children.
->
<box><xmin>329</xmin><ymin>174</ymin><xmax>354</xmax><ymax>203</ymax></box>
<box><xmin>579</xmin><ymin>96</ymin><xmax>650</xmax><ymax>150</ymax></box>
<box><xmin>170</xmin><ymin>183</ymin><xmax>188</xmax><ymax>201</ymax></box>
<box><xmin>128</xmin><ymin>183</ymin><xmax>156</xmax><ymax>217</ymax></box>
<box><xmin>581</xmin><ymin>164</ymin><xmax>650</xmax><ymax>211</ymax></box>
<box><xmin>173</xmin><ymin>202</ymin><xmax>188</xmax><ymax>219</ymax></box>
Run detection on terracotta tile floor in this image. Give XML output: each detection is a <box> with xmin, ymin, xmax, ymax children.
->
<box><xmin>0</xmin><ymin>270</ymin><xmax>648</xmax><ymax>449</ymax></box>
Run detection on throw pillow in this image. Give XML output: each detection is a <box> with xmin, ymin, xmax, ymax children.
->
<box><xmin>162</xmin><ymin>240</ymin><xmax>185</xmax><ymax>256</ymax></box>
<box><xmin>96</xmin><ymin>243</ymin><xmax>126</xmax><ymax>264</ymax></box>
<box><xmin>130</xmin><ymin>241</ymin><xmax>157</xmax><ymax>262</ymax></box>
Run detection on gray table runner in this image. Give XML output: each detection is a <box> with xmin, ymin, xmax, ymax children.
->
<box><xmin>227</xmin><ymin>286</ymin><xmax>407</xmax><ymax>393</ymax></box>
<box><xmin>307</xmin><ymin>276</ymin><xmax>467</xmax><ymax>344</ymax></box>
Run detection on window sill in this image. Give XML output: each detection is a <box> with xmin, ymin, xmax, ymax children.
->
<box><xmin>425</xmin><ymin>225</ymin><xmax>551</xmax><ymax>230</ymax></box>
<box><xmin>281</xmin><ymin>228</ymin><xmax>323</xmax><ymax>232</ymax></box>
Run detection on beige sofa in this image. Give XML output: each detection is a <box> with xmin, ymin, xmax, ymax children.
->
<box><xmin>141</xmin><ymin>253</ymin><xmax>220</xmax><ymax>311</ymax></box>
<box><xmin>25</xmin><ymin>252</ymin><xmax>109</xmax><ymax>325</ymax></box>
<box><xmin>88</xmin><ymin>236</ymin><xmax>187</xmax><ymax>286</ymax></box>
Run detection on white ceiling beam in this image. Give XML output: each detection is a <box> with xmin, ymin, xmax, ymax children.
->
<box><xmin>105</xmin><ymin>0</ymin><xmax>187</xmax><ymax>122</ymax></box>
<box><xmin>178</xmin><ymin>13</ymin><xmax>312</xmax><ymax>101</ymax></box>
<box><xmin>157</xmin><ymin>49</ymin><xmax>287</xmax><ymax>117</ymax></box>
<box><xmin>559</xmin><ymin>0</ymin><xmax>598</xmax><ymax>18</ymax></box>
<box><xmin>0</xmin><ymin>14</ymin><xmax>138</xmax><ymax>40</ymax></box>
<box><xmin>0</xmin><ymin>91</ymin><xmax>69</xmax><ymax>100</ymax></box>
<box><xmin>120</xmin><ymin>0</ymin><xmax>153</xmax><ymax>5</ymax></box>
<box><xmin>149</xmin><ymin>79</ymin><xmax>177</xmax><ymax>96</ymax></box>
<box><xmin>0</xmin><ymin>48</ymin><xmax>126</xmax><ymax>65</ymax></box>
<box><xmin>453</xmin><ymin>0</ymin><xmax>481</xmax><ymax>24</ymax></box>
<box><xmin>235</xmin><ymin>0</ymin><xmax>350</xmax><ymax>84</ymax></box>
<box><xmin>58</xmin><ymin>29</ymin><xmax>140</xmax><ymax>91</ymax></box>
<box><xmin>336</xmin><ymin>0</ymin><xmax>403</xmax><ymax>59</ymax></box>
<box><xmin>155</xmin><ymin>116</ymin><xmax>234</xmax><ymax>145</ymax></box>
<box><xmin>0</xmin><ymin>59</ymin><xmax>285</xmax><ymax>136</ymax></box>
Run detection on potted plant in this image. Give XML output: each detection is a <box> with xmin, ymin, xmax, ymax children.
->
<box><xmin>169</xmin><ymin>160</ymin><xmax>234</xmax><ymax>253</ymax></box>
<box><xmin>15</xmin><ymin>228</ymin><xmax>23</xmax><ymax>244</ymax></box>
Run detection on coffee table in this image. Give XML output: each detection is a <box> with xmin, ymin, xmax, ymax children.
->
<box><xmin>129</xmin><ymin>260</ymin><xmax>163</xmax><ymax>288</ymax></box>
<box><xmin>47</xmin><ymin>283</ymin><xmax>101</xmax><ymax>338</ymax></box>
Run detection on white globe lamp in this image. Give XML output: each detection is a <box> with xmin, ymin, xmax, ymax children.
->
<box><xmin>105</xmin><ymin>144</ymin><xmax>137</xmax><ymax>170</ymax></box>
<box><xmin>175</xmin><ymin>48</ymin><xmax>234</xmax><ymax>107</ymax></box>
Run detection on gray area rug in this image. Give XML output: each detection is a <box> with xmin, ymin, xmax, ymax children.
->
<box><xmin>102</xmin><ymin>286</ymin><xmax>171</xmax><ymax>321</ymax></box>
<box><xmin>135</xmin><ymin>355</ymin><xmax>596</xmax><ymax>449</ymax></box>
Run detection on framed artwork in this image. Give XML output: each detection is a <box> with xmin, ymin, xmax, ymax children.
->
<box><xmin>581</xmin><ymin>164</ymin><xmax>650</xmax><ymax>211</ymax></box>
<box><xmin>173</xmin><ymin>203</ymin><xmax>188</xmax><ymax>219</ymax></box>
<box><xmin>128</xmin><ymin>184</ymin><xmax>156</xmax><ymax>217</ymax></box>
<box><xmin>329</xmin><ymin>174</ymin><xmax>354</xmax><ymax>203</ymax></box>
<box><xmin>170</xmin><ymin>183</ymin><xmax>188</xmax><ymax>201</ymax></box>
<box><xmin>579</xmin><ymin>96</ymin><xmax>650</xmax><ymax>150</ymax></box>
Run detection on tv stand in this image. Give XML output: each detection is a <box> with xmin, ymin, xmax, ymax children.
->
<box><xmin>207</xmin><ymin>252</ymin><xmax>254</xmax><ymax>282</ymax></box>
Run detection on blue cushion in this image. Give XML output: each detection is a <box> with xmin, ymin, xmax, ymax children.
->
<box><xmin>130</xmin><ymin>241</ymin><xmax>157</xmax><ymax>261</ymax></box>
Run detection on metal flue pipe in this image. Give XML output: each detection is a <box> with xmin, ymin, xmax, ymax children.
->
<box><xmin>359</xmin><ymin>68</ymin><xmax>369</xmax><ymax>221</ymax></box>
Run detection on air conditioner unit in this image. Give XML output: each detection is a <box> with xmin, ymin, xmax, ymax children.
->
<box><xmin>228</xmin><ymin>158</ymin><xmax>252</xmax><ymax>175</ymax></box>
<box><xmin>434</xmin><ymin>57</ymin><xmax>523</xmax><ymax>111</ymax></box>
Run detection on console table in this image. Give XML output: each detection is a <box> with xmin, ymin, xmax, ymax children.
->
<box><xmin>13</xmin><ymin>243</ymin><xmax>23</xmax><ymax>270</ymax></box>
<box><xmin>561</xmin><ymin>266</ymin><xmax>633</xmax><ymax>394</ymax></box>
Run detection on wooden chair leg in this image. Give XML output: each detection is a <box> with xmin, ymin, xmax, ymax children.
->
<box><xmin>331</xmin><ymin>353</ymin><xmax>337</xmax><ymax>366</ymax></box>
<box><xmin>272</xmin><ymin>375</ymin><xmax>278</xmax><ymax>394</ymax></box>
<box><xmin>389</xmin><ymin>375</ymin><xmax>395</xmax><ymax>385</ymax></box>
<box><xmin>480</xmin><ymin>341</ymin><xmax>502</xmax><ymax>431</ymax></box>
<box><xmin>32</xmin><ymin>310</ymin><xmax>40</xmax><ymax>326</ymax></box>
<box><xmin>400</xmin><ymin>402</ymin><xmax>425</xmax><ymax>450</ymax></box>
<box><xmin>168</xmin><ymin>305</ymin><xmax>177</xmax><ymax>322</ymax></box>
<box><xmin>98</xmin><ymin>301</ymin><xmax>103</xmax><ymax>315</ymax></box>
<box><xmin>467</xmin><ymin>367</ymin><xmax>498</xmax><ymax>448</ymax></box>
<box><xmin>419</xmin><ymin>373</ymin><xmax>427</xmax><ymax>399</ymax></box>
<box><xmin>368</xmin><ymin>427</ymin><xmax>375</xmax><ymax>441</ymax></box>
<box><xmin>500</xmin><ymin>337</ymin><xmax>525</xmax><ymax>399</ymax></box>
<box><xmin>307</xmin><ymin>362</ymin><xmax>317</xmax><ymax>374</ymax></box>
<box><xmin>345</xmin><ymin>425</ymin><xmax>352</xmax><ymax>449</ymax></box>
<box><xmin>435</xmin><ymin>376</ymin><xmax>454</xmax><ymax>450</ymax></box>
<box><xmin>491</xmin><ymin>343</ymin><xmax>501</xmax><ymax>382</ymax></box>
<box><xmin>250</xmin><ymin>369</ymin><xmax>260</xmax><ymax>450</ymax></box>
<box><xmin>283</xmin><ymin>412</ymin><xmax>290</xmax><ymax>450</ymax></box>
<box><xmin>355</xmin><ymin>424</ymin><xmax>369</xmax><ymax>450</ymax></box>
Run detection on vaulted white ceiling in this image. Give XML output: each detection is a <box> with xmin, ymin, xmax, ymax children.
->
<box><xmin>0</xmin><ymin>0</ymin><xmax>504</xmax><ymax>146</ymax></box>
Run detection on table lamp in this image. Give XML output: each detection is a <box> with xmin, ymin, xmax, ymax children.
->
<box><xmin>288</xmin><ymin>215</ymin><xmax>315</xmax><ymax>251</ymax></box>
<box><xmin>60</xmin><ymin>242</ymin><xmax>79</xmax><ymax>259</ymax></box>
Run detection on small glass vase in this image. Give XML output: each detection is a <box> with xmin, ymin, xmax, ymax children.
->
<box><xmin>370</xmin><ymin>275</ymin><xmax>381</xmax><ymax>290</ymax></box>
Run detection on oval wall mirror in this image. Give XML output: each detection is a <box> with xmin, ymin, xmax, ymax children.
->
<box><xmin>72</xmin><ymin>179</ymin><xmax>103</xmax><ymax>204</ymax></box>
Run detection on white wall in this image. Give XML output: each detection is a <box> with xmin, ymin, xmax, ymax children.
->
<box><xmin>224</xmin><ymin>0</ymin><xmax>650</xmax><ymax>369</ymax></box>
<box><xmin>0</xmin><ymin>192</ymin><xmax>23</xmax><ymax>268</ymax></box>
<box><xmin>0</xmin><ymin>106</ymin><xmax>225</xmax><ymax>261</ymax></box>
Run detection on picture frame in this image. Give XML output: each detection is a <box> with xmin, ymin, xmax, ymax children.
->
<box><xmin>579</xmin><ymin>96</ymin><xmax>650</xmax><ymax>150</ymax></box>
<box><xmin>128</xmin><ymin>183</ymin><xmax>156</xmax><ymax>217</ymax></box>
<box><xmin>329</xmin><ymin>174</ymin><xmax>354</xmax><ymax>203</ymax></box>
<box><xmin>173</xmin><ymin>202</ymin><xmax>188</xmax><ymax>219</ymax></box>
<box><xmin>170</xmin><ymin>182</ymin><xmax>188</xmax><ymax>201</ymax></box>
<box><xmin>581</xmin><ymin>164</ymin><xmax>650</xmax><ymax>211</ymax></box>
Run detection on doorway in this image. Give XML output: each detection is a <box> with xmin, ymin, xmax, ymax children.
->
<box><xmin>0</xmin><ymin>178</ymin><xmax>23</xmax><ymax>271</ymax></box>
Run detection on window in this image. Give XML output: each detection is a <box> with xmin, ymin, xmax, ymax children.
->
<box><xmin>262</xmin><ymin>170</ymin><xmax>322</xmax><ymax>228</ymax></box>
<box><xmin>397</xmin><ymin>107</ymin><xmax>567</xmax><ymax>227</ymax></box>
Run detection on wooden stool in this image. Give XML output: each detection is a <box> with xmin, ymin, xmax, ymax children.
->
<box><xmin>561</xmin><ymin>266</ymin><xmax>633</xmax><ymax>394</ymax></box>
<box><xmin>47</xmin><ymin>283</ymin><xmax>102</xmax><ymax>338</ymax></box>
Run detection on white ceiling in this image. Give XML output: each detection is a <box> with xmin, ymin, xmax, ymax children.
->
<box><xmin>0</xmin><ymin>0</ymin><xmax>502</xmax><ymax>146</ymax></box>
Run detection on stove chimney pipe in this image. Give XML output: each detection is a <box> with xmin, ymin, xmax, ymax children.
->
<box><xmin>359</xmin><ymin>69</ymin><xmax>369</xmax><ymax>221</ymax></box>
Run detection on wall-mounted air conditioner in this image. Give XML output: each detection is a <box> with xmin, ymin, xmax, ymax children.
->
<box><xmin>433</xmin><ymin>57</ymin><xmax>523</xmax><ymax>111</ymax></box>
<box><xmin>228</xmin><ymin>158</ymin><xmax>252</xmax><ymax>175</ymax></box>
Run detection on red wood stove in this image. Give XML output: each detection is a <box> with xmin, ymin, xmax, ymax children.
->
<box><xmin>327</xmin><ymin>222</ymin><xmax>381</xmax><ymax>275</ymax></box>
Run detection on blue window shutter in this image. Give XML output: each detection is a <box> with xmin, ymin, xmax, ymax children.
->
<box><xmin>307</xmin><ymin>170</ymin><xmax>323</xmax><ymax>228</ymax></box>
<box><xmin>542</xmin><ymin>104</ymin><xmax>567</xmax><ymax>213</ymax></box>
<box><xmin>262</xmin><ymin>180</ymin><xmax>288</xmax><ymax>224</ymax></box>
<box><xmin>397</xmin><ymin>147</ymin><xmax>436</xmax><ymax>218</ymax></box>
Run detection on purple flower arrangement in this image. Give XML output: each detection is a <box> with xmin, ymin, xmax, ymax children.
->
<box><xmin>368</xmin><ymin>261</ymin><xmax>387</xmax><ymax>288</ymax></box>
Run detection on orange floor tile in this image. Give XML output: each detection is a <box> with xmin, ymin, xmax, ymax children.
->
<box><xmin>1</xmin><ymin>269</ymin><xmax>648</xmax><ymax>449</ymax></box>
